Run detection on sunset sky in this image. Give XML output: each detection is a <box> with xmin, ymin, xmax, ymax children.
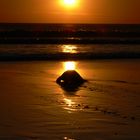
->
<box><xmin>0</xmin><ymin>0</ymin><xmax>140</xmax><ymax>24</ymax></box>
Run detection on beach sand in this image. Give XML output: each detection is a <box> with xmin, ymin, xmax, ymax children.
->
<box><xmin>0</xmin><ymin>59</ymin><xmax>140</xmax><ymax>140</ymax></box>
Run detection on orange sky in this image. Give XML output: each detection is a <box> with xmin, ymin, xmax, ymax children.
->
<box><xmin>0</xmin><ymin>0</ymin><xmax>140</xmax><ymax>23</ymax></box>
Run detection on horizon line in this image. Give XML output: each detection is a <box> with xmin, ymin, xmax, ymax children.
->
<box><xmin>0</xmin><ymin>22</ymin><xmax>140</xmax><ymax>25</ymax></box>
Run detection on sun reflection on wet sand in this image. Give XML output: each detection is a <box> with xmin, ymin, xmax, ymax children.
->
<box><xmin>63</xmin><ymin>97</ymin><xmax>77</xmax><ymax>112</ymax></box>
<box><xmin>64</xmin><ymin>98</ymin><xmax>73</xmax><ymax>107</ymax></box>
<box><xmin>61</xmin><ymin>45</ymin><xmax>77</xmax><ymax>53</ymax></box>
<box><xmin>64</xmin><ymin>136</ymin><xmax>75</xmax><ymax>140</ymax></box>
<box><xmin>63</xmin><ymin>61</ymin><xmax>77</xmax><ymax>71</ymax></box>
<box><xmin>58</xmin><ymin>61</ymin><xmax>78</xmax><ymax>79</ymax></box>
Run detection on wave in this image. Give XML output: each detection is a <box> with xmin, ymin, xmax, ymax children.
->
<box><xmin>0</xmin><ymin>23</ymin><xmax>140</xmax><ymax>44</ymax></box>
<box><xmin>0</xmin><ymin>44</ymin><xmax>140</xmax><ymax>60</ymax></box>
<box><xmin>1</xmin><ymin>37</ymin><xmax>140</xmax><ymax>44</ymax></box>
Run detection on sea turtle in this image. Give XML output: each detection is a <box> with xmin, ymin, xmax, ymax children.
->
<box><xmin>56</xmin><ymin>70</ymin><xmax>86</xmax><ymax>91</ymax></box>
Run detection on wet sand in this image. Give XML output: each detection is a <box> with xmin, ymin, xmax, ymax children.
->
<box><xmin>0</xmin><ymin>59</ymin><xmax>140</xmax><ymax>140</ymax></box>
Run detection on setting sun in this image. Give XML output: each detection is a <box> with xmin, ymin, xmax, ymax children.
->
<box><xmin>62</xmin><ymin>0</ymin><xmax>78</xmax><ymax>8</ymax></box>
<box><xmin>64</xmin><ymin>0</ymin><xmax>76</xmax><ymax>5</ymax></box>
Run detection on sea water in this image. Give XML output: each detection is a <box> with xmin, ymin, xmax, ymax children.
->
<box><xmin>0</xmin><ymin>23</ymin><xmax>140</xmax><ymax>60</ymax></box>
<box><xmin>0</xmin><ymin>44</ymin><xmax>140</xmax><ymax>60</ymax></box>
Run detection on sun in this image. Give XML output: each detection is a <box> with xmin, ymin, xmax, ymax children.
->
<box><xmin>64</xmin><ymin>0</ymin><xmax>75</xmax><ymax>5</ymax></box>
<box><xmin>60</xmin><ymin>0</ymin><xmax>78</xmax><ymax>9</ymax></box>
<box><xmin>63</xmin><ymin>0</ymin><xmax>76</xmax><ymax>7</ymax></box>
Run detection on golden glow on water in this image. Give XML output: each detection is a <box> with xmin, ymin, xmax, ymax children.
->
<box><xmin>63</xmin><ymin>61</ymin><xmax>76</xmax><ymax>71</ymax></box>
<box><xmin>61</xmin><ymin>45</ymin><xmax>77</xmax><ymax>53</ymax></box>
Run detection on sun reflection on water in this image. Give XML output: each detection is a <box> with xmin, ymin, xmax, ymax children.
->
<box><xmin>61</xmin><ymin>45</ymin><xmax>77</xmax><ymax>53</ymax></box>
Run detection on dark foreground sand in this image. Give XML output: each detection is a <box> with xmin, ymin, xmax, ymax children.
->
<box><xmin>0</xmin><ymin>59</ymin><xmax>140</xmax><ymax>140</ymax></box>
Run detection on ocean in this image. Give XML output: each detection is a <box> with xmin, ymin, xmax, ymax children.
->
<box><xmin>0</xmin><ymin>23</ymin><xmax>140</xmax><ymax>60</ymax></box>
<box><xmin>0</xmin><ymin>44</ymin><xmax>140</xmax><ymax>60</ymax></box>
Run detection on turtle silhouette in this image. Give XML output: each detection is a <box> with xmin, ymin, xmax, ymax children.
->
<box><xmin>56</xmin><ymin>70</ymin><xmax>86</xmax><ymax>91</ymax></box>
